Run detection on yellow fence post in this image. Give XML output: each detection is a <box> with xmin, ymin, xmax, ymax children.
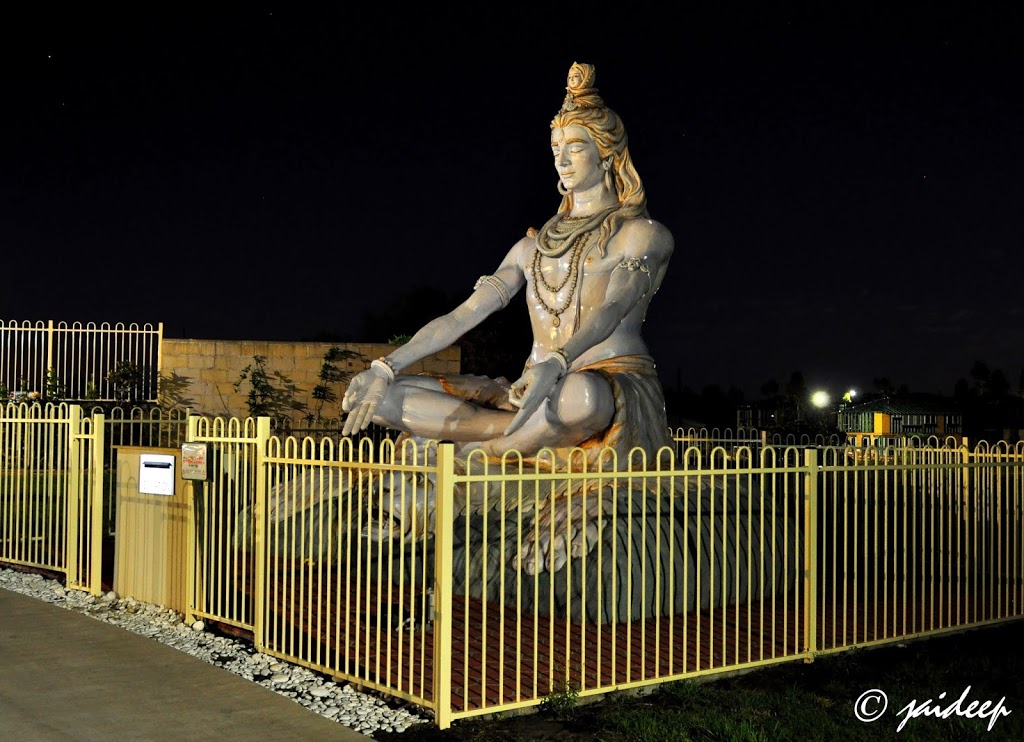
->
<box><xmin>962</xmin><ymin>437</ymin><xmax>971</xmax><ymax>525</ymax></box>
<box><xmin>253</xmin><ymin>416</ymin><xmax>271</xmax><ymax>651</ymax></box>
<box><xmin>432</xmin><ymin>441</ymin><xmax>455</xmax><ymax>730</ymax></box>
<box><xmin>66</xmin><ymin>405</ymin><xmax>82</xmax><ymax>586</ymax></box>
<box><xmin>155</xmin><ymin>322</ymin><xmax>164</xmax><ymax>387</ymax></box>
<box><xmin>184</xmin><ymin>414</ymin><xmax>199</xmax><ymax>625</ymax></box>
<box><xmin>803</xmin><ymin>447</ymin><xmax>818</xmax><ymax>661</ymax></box>
<box><xmin>89</xmin><ymin>410</ymin><xmax>105</xmax><ymax>595</ymax></box>
<box><xmin>45</xmin><ymin>320</ymin><xmax>55</xmax><ymax>381</ymax></box>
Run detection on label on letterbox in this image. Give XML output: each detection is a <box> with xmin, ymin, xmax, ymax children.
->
<box><xmin>181</xmin><ymin>443</ymin><xmax>210</xmax><ymax>481</ymax></box>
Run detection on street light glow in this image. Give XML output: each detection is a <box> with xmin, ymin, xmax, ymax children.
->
<box><xmin>811</xmin><ymin>390</ymin><xmax>830</xmax><ymax>408</ymax></box>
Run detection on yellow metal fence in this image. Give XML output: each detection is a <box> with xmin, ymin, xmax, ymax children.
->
<box><xmin>180</xmin><ymin>421</ymin><xmax>1024</xmax><ymax>729</ymax></box>
<box><xmin>2</xmin><ymin>409</ymin><xmax>1022</xmax><ymax>730</ymax></box>
<box><xmin>0</xmin><ymin>402</ymin><xmax>190</xmax><ymax>590</ymax></box>
<box><xmin>0</xmin><ymin>402</ymin><xmax>104</xmax><ymax>592</ymax></box>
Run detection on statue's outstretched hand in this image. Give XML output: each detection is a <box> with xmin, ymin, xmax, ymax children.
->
<box><xmin>504</xmin><ymin>359</ymin><xmax>563</xmax><ymax>437</ymax></box>
<box><xmin>341</xmin><ymin>366</ymin><xmax>390</xmax><ymax>436</ymax></box>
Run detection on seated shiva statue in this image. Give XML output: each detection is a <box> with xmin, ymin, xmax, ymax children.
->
<box><xmin>284</xmin><ymin>64</ymin><xmax>793</xmax><ymax>619</ymax></box>
<box><xmin>342</xmin><ymin>61</ymin><xmax>676</xmax><ymax>467</ymax></box>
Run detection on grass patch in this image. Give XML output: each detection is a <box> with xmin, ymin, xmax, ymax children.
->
<box><xmin>376</xmin><ymin>620</ymin><xmax>1024</xmax><ymax>741</ymax></box>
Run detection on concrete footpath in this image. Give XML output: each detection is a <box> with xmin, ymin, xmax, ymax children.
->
<box><xmin>0</xmin><ymin>587</ymin><xmax>372</xmax><ymax>741</ymax></box>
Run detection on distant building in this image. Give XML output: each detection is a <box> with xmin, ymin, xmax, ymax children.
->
<box><xmin>838</xmin><ymin>393</ymin><xmax>963</xmax><ymax>446</ymax></box>
<box><xmin>736</xmin><ymin>398</ymin><xmax>798</xmax><ymax>432</ymax></box>
<box><xmin>961</xmin><ymin>395</ymin><xmax>1024</xmax><ymax>444</ymax></box>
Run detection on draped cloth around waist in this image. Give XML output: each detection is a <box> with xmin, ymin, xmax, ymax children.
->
<box><xmin>428</xmin><ymin>353</ymin><xmax>673</xmax><ymax>477</ymax></box>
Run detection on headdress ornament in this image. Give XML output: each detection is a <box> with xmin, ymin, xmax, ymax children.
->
<box><xmin>560</xmin><ymin>62</ymin><xmax>604</xmax><ymax>112</ymax></box>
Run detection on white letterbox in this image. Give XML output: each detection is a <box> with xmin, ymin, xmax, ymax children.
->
<box><xmin>139</xmin><ymin>453</ymin><xmax>176</xmax><ymax>496</ymax></box>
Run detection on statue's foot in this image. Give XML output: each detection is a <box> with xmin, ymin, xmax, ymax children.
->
<box><xmin>361</xmin><ymin>471</ymin><xmax>437</xmax><ymax>544</ymax></box>
<box><xmin>267</xmin><ymin>468</ymin><xmax>348</xmax><ymax>524</ymax></box>
<box><xmin>514</xmin><ymin>502</ymin><xmax>599</xmax><ymax>575</ymax></box>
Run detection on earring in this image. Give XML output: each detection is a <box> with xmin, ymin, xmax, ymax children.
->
<box><xmin>603</xmin><ymin>169</ymin><xmax>614</xmax><ymax>192</ymax></box>
<box><xmin>602</xmin><ymin>159</ymin><xmax>612</xmax><ymax>171</ymax></box>
<box><xmin>557</xmin><ymin>180</ymin><xmax>570</xmax><ymax>196</ymax></box>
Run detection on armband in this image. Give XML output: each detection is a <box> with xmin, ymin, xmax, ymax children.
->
<box><xmin>615</xmin><ymin>257</ymin><xmax>651</xmax><ymax>274</ymax></box>
<box><xmin>474</xmin><ymin>274</ymin><xmax>511</xmax><ymax>308</ymax></box>
<box><xmin>615</xmin><ymin>256</ymin><xmax>653</xmax><ymax>292</ymax></box>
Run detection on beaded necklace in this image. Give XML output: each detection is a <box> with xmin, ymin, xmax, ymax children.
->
<box><xmin>530</xmin><ymin>231</ymin><xmax>590</xmax><ymax>328</ymax></box>
<box><xmin>530</xmin><ymin>205</ymin><xmax>620</xmax><ymax>329</ymax></box>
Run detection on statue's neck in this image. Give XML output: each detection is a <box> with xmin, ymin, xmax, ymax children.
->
<box><xmin>568</xmin><ymin>186</ymin><xmax>618</xmax><ymax>218</ymax></box>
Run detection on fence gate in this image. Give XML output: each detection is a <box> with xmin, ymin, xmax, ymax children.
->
<box><xmin>0</xmin><ymin>403</ymin><xmax>105</xmax><ymax>593</ymax></box>
<box><xmin>184</xmin><ymin>415</ymin><xmax>269</xmax><ymax>635</ymax></box>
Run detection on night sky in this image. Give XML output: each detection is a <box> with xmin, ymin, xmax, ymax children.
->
<box><xmin>3</xmin><ymin>3</ymin><xmax>1022</xmax><ymax>400</ymax></box>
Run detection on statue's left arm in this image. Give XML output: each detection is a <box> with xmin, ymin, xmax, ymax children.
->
<box><xmin>505</xmin><ymin>219</ymin><xmax>674</xmax><ymax>435</ymax></box>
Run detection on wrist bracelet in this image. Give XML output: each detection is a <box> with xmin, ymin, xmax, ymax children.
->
<box><xmin>542</xmin><ymin>349</ymin><xmax>569</xmax><ymax>378</ymax></box>
<box><xmin>371</xmin><ymin>357</ymin><xmax>396</xmax><ymax>382</ymax></box>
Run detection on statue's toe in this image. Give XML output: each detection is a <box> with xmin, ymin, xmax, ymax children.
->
<box><xmin>516</xmin><ymin>537</ymin><xmax>546</xmax><ymax>576</ymax></box>
<box><xmin>548</xmin><ymin>547</ymin><xmax>567</xmax><ymax>573</ymax></box>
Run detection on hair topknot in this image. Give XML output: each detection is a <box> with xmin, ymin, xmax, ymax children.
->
<box><xmin>559</xmin><ymin>61</ymin><xmax>604</xmax><ymax>112</ymax></box>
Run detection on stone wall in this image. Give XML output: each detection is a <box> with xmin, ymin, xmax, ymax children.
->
<box><xmin>159</xmin><ymin>338</ymin><xmax>460</xmax><ymax>423</ymax></box>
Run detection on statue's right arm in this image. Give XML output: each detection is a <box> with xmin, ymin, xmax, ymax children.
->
<box><xmin>383</xmin><ymin>239</ymin><xmax>527</xmax><ymax>372</ymax></box>
<box><xmin>341</xmin><ymin>239</ymin><xmax>527</xmax><ymax>433</ymax></box>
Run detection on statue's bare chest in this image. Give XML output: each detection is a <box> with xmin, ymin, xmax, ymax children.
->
<box><xmin>528</xmin><ymin>236</ymin><xmax>619</xmax><ymax>328</ymax></box>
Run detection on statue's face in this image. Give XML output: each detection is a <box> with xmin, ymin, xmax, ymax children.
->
<box><xmin>551</xmin><ymin>125</ymin><xmax>603</xmax><ymax>193</ymax></box>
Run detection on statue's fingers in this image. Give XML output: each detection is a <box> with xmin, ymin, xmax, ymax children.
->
<box><xmin>341</xmin><ymin>383</ymin><xmax>362</xmax><ymax>413</ymax></box>
<box><xmin>351</xmin><ymin>406</ymin><xmax>371</xmax><ymax>434</ymax></box>
<box><xmin>503</xmin><ymin>395</ymin><xmax>540</xmax><ymax>436</ymax></box>
<box><xmin>503</xmin><ymin>409</ymin><xmax>527</xmax><ymax>436</ymax></box>
<box><xmin>357</xmin><ymin>402</ymin><xmax>376</xmax><ymax>432</ymax></box>
<box><xmin>507</xmin><ymin>383</ymin><xmax>526</xmax><ymax>409</ymax></box>
<box><xmin>343</xmin><ymin>402</ymin><xmax>371</xmax><ymax>436</ymax></box>
<box><xmin>342</xmin><ymin>409</ymin><xmax>359</xmax><ymax>436</ymax></box>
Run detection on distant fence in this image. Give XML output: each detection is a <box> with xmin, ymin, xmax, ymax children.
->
<box><xmin>670</xmin><ymin>426</ymin><xmax>766</xmax><ymax>464</ymax></box>
<box><xmin>0</xmin><ymin>320</ymin><xmax>162</xmax><ymax>402</ymax></box>
<box><xmin>271</xmin><ymin>417</ymin><xmax>397</xmax><ymax>449</ymax></box>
